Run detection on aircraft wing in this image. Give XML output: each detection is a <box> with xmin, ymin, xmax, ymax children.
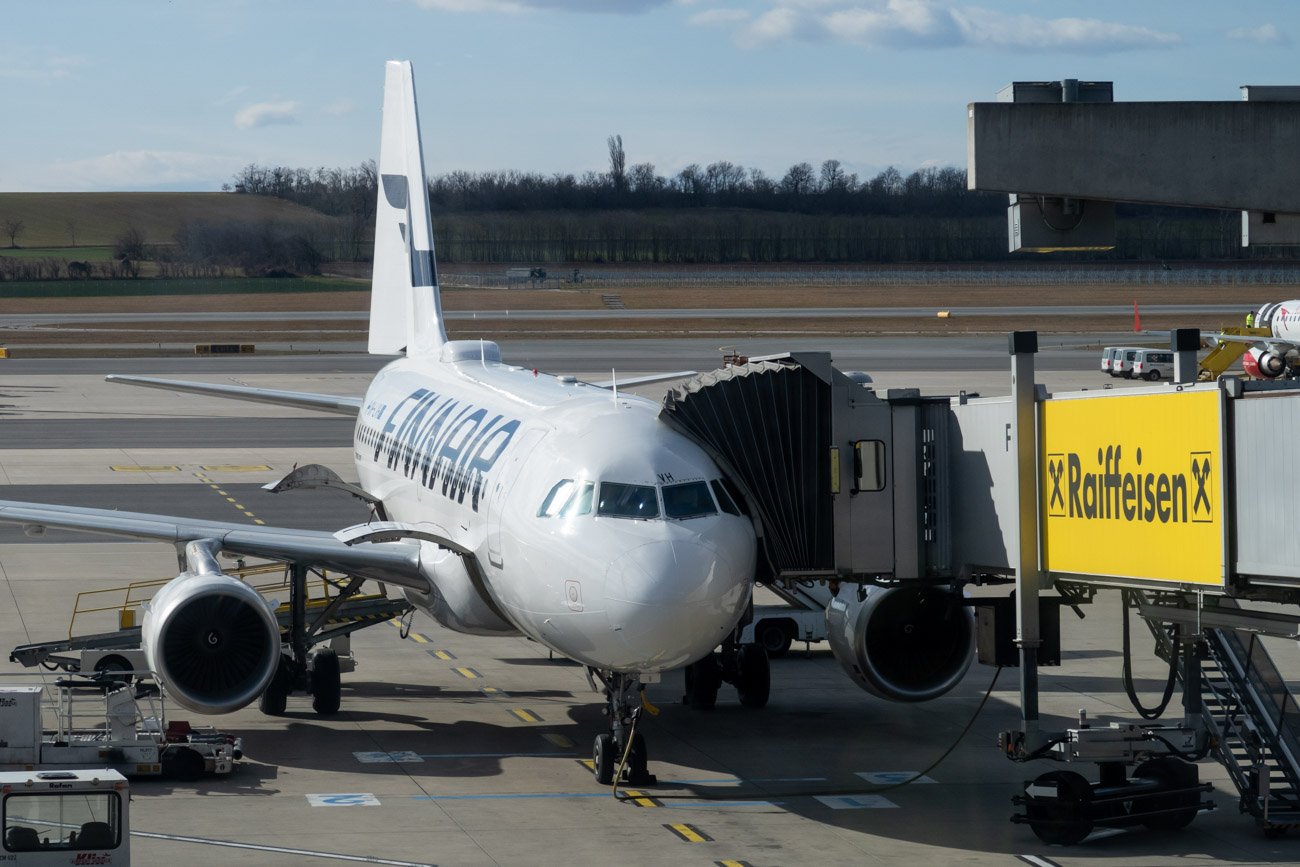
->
<box><xmin>589</xmin><ymin>371</ymin><xmax>696</xmax><ymax>389</ymax></box>
<box><xmin>106</xmin><ymin>375</ymin><xmax>362</xmax><ymax>416</ymax></box>
<box><xmin>0</xmin><ymin>500</ymin><xmax>429</xmax><ymax>593</ymax></box>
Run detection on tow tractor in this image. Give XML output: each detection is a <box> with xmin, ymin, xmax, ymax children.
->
<box><xmin>0</xmin><ymin>769</ymin><xmax>130</xmax><ymax>864</ymax></box>
<box><xmin>0</xmin><ymin>678</ymin><xmax>240</xmax><ymax>781</ymax></box>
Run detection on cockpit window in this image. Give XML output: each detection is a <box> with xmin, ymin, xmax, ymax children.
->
<box><xmin>662</xmin><ymin>481</ymin><xmax>717</xmax><ymax>519</ymax></box>
<box><xmin>537</xmin><ymin>480</ymin><xmax>577</xmax><ymax>517</ymax></box>
<box><xmin>559</xmin><ymin>481</ymin><xmax>595</xmax><ymax>517</ymax></box>
<box><xmin>597</xmin><ymin>482</ymin><xmax>660</xmax><ymax>520</ymax></box>
<box><xmin>711</xmin><ymin>479</ymin><xmax>742</xmax><ymax>516</ymax></box>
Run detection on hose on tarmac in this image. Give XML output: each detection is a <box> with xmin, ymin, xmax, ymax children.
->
<box><xmin>612</xmin><ymin>665</ymin><xmax>1002</xmax><ymax>803</ymax></box>
<box><xmin>1121</xmin><ymin>589</ymin><xmax>1179</xmax><ymax>721</ymax></box>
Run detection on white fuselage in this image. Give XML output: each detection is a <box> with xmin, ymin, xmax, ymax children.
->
<box><xmin>351</xmin><ymin>348</ymin><xmax>755</xmax><ymax>674</ymax></box>
<box><xmin>1256</xmin><ymin>300</ymin><xmax>1300</xmax><ymax>344</ymax></box>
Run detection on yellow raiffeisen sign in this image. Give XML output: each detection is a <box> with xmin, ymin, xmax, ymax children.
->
<box><xmin>1041</xmin><ymin>388</ymin><xmax>1224</xmax><ymax>586</ymax></box>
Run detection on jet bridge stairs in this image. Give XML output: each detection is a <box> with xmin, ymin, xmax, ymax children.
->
<box><xmin>1137</xmin><ymin>592</ymin><xmax>1300</xmax><ymax>834</ymax></box>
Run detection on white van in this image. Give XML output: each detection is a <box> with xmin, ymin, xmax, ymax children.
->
<box><xmin>1112</xmin><ymin>347</ymin><xmax>1143</xmax><ymax>378</ymax></box>
<box><xmin>1131</xmin><ymin>349</ymin><xmax>1175</xmax><ymax>381</ymax></box>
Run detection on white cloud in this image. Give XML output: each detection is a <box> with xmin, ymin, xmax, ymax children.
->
<box><xmin>324</xmin><ymin>99</ymin><xmax>356</xmax><ymax>116</ymax></box>
<box><xmin>0</xmin><ymin>54</ymin><xmax>85</xmax><ymax>82</ymax></box>
<box><xmin>688</xmin><ymin>7</ymin><xmax>749</xmax><ymax>26</ymax></box>
<box><xmin>234</xmin><ymin>101</ymin><xmax>299</xmax><ymax>129</ymax></box>
<box><xmin>1227</xmin><ymin>23</ymin><xmax>1288</xmax><ymax>46</ymax></box>
<box><xmin>48</xmin><ymin>151</ymin><xmax>237</xmax><ymax>191</ymax></box>
<box><xmin>719</xmin><ymin>1</ymin><xmax>1180</xmax><ymax>53</ymax></box>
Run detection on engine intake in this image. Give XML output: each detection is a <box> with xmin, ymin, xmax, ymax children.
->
<box><xmin>142</xmin><ymin>572</ymin><xmax>281</xmax><ymax>715</ymax></box>
<box><xmin>826</xmin><ymin>585</ymin><xmax>974</xmax><ymax>702</ymax></box>
<box><xmin>1243</xmin><ymin>347</ymin><xmax>1287</xmax><ymax>379</ymax></box>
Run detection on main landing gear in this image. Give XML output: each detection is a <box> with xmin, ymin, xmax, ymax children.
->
<box><xmin>591</xmin><ymin>672</ymin><xmax>656</xmax><ymax>787</ymax></box>
<box><xmin>683</xmin><ymin>642</ymin><xmax>770</xmax><ymax>710</ymax></box>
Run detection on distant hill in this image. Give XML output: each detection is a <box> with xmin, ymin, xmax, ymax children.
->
<box><xmin>0</xmin><ymin>192</ymin><xmax>338</xmax><ymax>248</ymax></box>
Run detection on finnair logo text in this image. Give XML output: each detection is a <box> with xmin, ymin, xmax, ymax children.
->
<box><xmin>369</xmin><ymin>388</ymin><xmax>519</xmax><ymax>511</ymax></box>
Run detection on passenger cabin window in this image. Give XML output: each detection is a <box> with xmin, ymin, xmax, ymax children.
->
<box><xmin>537</xmin><ymin>480</ymin><xmax>577</xmax><ymax>517</ymax></box>
<box><xmin>663</xmin><ymin>481</ymin><xmax>717</xmax><ymax>519</ymax></box>
<box><xmin>711</xmin><ymin>479</ymin><xmax>741</xmax><ymax>516</ymax></box>
<box><xmin>597</xmin><ymin>482</ymin><xmax>660</xmax><ymax>520</ymax></box>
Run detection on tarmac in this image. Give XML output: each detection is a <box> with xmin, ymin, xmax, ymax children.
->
<box><xmin>0</xmin><ymin>342</ymin><xmax>1294</xmax><ymax>865</ymax></box>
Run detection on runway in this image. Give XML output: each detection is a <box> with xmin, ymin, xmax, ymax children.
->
<box><xmin>0</xmin><ymin>338</ymin><xmax>1280</xmax><ymax>866</ymax></box>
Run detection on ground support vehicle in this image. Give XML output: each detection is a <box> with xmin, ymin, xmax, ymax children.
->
<box><xmin>0</xmin><ymin>679</ymin><xmax>239</xmax><ymax>781</ymax></box>
<box><xmin>0</xmin><ymin>769</ymin><xmax>129</xmax><ymax>864</ymax></box>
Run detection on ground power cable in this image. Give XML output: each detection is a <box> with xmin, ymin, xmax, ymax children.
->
<box><xmin>611</xmin><ymin>665</ymin><xmax>1003</xmax><ymax>804</ymax></box>
<box><xmin>1121</xmin><ymin>589</ymin><xmax>1179</xmax><ymax>720</ymax></box>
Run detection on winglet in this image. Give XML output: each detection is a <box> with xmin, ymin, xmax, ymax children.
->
<box><xmin>370</xmin><ymin>60</ymin><xmax>446</xmax><ymax>357</ymax></box>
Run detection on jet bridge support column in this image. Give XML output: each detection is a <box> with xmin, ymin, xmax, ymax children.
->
<box><xmin>1010</xmin><ymin>331</ymin><xmax>1044</xmax><ymax>743</ymax></box>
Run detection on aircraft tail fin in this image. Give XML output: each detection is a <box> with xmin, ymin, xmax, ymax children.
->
<box><xmin>369</xmin><ymin>60</ymin><xmax>446</xmax><ymax>357</ymax></box>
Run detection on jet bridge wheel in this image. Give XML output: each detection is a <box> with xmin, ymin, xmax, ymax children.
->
<box><xmin>1132</xmin><ymin>757</ymin><xmax>1199</xmax><ymax>831</ymax></box>
<box><xmin>310</xmin><ymin>649</ymin><xmax>342</xmax><ymax>716</ymax></box>
<box><xmin>1024</xmin><ymin>770</ymin><xmax>1094</xmax><ymax>846</ymax></box>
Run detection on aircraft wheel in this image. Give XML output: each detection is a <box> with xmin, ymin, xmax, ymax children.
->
<box><xmin>259</xmin><ymin>655</ymin><xmax>291</xmax><ymax>716</ymax></box>
<box><xmin>736</xmin><ymin>644</ymin><xmax>770</xmax><ymax>708</ymax></box>
<box><xmin>311</xmin><ymin>649</ymin><xmax>342</xmax><ymax>716</ymax></box>
<box><xmin>161</xmin><ymin>746</ymin><xmax>205</xmax><ymax>782</ymax></box>
<box><xmin>685</xmin><ymin>655</ymin><xmax>721</xmax><ymax>710</ymax></box>
<box><xmin>755</xmin><ymin>620</ymin><xmax>793</xmax><ymax>658</ymax></box>
<box><xmin>593</xmin><ymin>733</ymin><xmax>616</xmax><ymax>785</ymax></box>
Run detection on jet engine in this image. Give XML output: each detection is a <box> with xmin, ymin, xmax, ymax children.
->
<box><xmin>1243</xmin><ymin>347</ymin><xmax>1287</xmax><ymax>379</ymax></box>
<box><xmin>141</xmin><ymin>571</ymin><xmax>281</xmax><ymax>715</ymax></box>
<box><xmin>826</xmin><ymin>585</ymin><xmax>974</xmax><ymax>702</ymax></box>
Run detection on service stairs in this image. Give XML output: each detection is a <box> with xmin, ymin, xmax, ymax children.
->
<box><xmin>1140</xmin><ymin>594</ymin><xmax>1300</xmax><ymax>831</ymax></box>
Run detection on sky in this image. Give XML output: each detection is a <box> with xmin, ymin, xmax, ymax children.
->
<box><xmin>2</xmin><ymin>1</ymin><xmax>1296</xmax><ymax>192</ymax></box>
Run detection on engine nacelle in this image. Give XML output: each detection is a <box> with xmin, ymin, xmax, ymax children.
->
<box><xmin>141</xmin><ymin>571</ymin><xmax>281</xmax><ymax>715</ymax></box>
<box><xmin>826</xmin><ymin>585</ymin><xmax>974</xmax><ymax>702</ymax></box>
<box><xmin>1243</xmin><ymin>347</ymin><xmax>1287</xmax><ymax>379</ymax></box>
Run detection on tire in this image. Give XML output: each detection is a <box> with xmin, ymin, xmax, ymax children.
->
<box><xmin>1133</xmin><ymin>757</ymin><xmax>1199</xmax><ymax>831</ymax></box>
<box><xmin>93</xmin><ymin>655</ymin><xmax>134</xmax><ymax>683</ymax></box>
<box><xmin>685</xmin><ymin>655</ymin><xmax>721</xmax><ymax>710</ymax></box>
<box><xmin>1024</xmin><ymin>770</ymin><xmax>1094</xmax><ymax>846</ymax></box>
<box><xmin>736</xmin><ymin>644</ymin><xmax>770</xmax><ymax>709</ymax></box>
<box><xmin>1145</xmin><ymin>370</ymin><xmax>1161</xmax><ymax>382</ymax></box>
<box><xmin>593</xmin><ymin>733</ymin><xmax>616</xmax><ymax>785</ymax></box>
<box><xmin>259</xmin><ymin>655</ymin><xmax>291</xmax><ymax>716</ymax></box>
<box><xmin>161</xmin><ymin>746</ymin><xmax>205</xmax><ymax>782</ymax></box>
<box><xmin>311</xmin><ymin>649</ymin><xmax>342</xmax><ymax>716</ymax></box>
<box><xmin>755</xmin><ymin>620</ymin><xmax>793</xmax><ymax>658</ymax></box>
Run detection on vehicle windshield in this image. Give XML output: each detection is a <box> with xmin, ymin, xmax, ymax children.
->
<box><xmin>597</xmin><ymin>482</ymin><xmax>660</xmax><ymax>519</ymax></box>
<box><xmin>662</xmin><ymin>481</ymin><xmax>717</xmax><ymax>519</ymax></box>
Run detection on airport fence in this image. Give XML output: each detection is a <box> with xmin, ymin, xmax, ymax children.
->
<box><xmin>441</xmin><ymin>266</ymin><xmax>1300</xmax><ymax>291</ymax></box>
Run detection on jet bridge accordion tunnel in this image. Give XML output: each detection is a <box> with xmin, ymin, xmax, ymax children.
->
<box><xmin>660</xmin><ymin>352</ymin><xmax>977</xmax><ymax>703</ymax></box>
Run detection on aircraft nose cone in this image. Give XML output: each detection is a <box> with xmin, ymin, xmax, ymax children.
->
<box><xmin>604</xmin><ymin>536</ymin><xmax>752</xmax><ymax>670</ymax></box>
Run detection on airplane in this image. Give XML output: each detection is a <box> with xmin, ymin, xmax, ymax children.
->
<box><xmin>0</xmin><ymin>61</ymin><xmax>758</xmax><ymax>786</ymax></box>
<box><xmin>1213</xmin><ymin>300</ymin><xmax>1300</xmax><ymax>378</ymax></box>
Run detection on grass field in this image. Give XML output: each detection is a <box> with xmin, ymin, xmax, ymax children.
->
<box><xmin>0</xmin><ymin>276</ymin><xmax>358</xmax><ymax>298</ymax></box>
<box><xmin>0</xmin><ymin>192</ymin><xmax>338</xmax><ymax>247</ymax></box>
<box><xmin>0</xmin><ymin>245</ymin><xmax>115</xmax><ymax>261</ymax></box>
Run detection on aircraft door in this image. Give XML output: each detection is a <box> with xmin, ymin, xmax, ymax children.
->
<box><xmin>486</xmin><ymin>427</ymin><xmax>545</xmax><ymax>567</ymax></box>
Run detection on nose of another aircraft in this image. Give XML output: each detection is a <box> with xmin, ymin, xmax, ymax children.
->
<box><xmin>604</xmin><ymin>532</ymin><xmax>753</xmax><ymax>671</ymax></box>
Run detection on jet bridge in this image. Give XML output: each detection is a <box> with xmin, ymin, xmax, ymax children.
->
<box><xmin>662</xmin><ymin>333</ymin><xmax>1300</xmax><ymax>840</ymax></box>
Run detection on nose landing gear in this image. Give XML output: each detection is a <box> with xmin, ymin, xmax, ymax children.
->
<box><xmin>592</xmin><ymin>671</ymin><xmax>656</xmax><ymax>787</ymax></box>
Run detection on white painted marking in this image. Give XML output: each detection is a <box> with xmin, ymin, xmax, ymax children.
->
<box><xmin>130</xmin><ymin>828</ymin><xmax>429</xmax><ymax>865</ymax></box>
<box><xmin>814</xmin><ymin>794</ymin><xmax>898</xmax><ymax>810</ymax></box>
<box><xmin>856</xmin><ymin>771</ymin><xmax>936</xmax><ymax>785</ymax></box>
<box><xmin>307</xmin><ymin>793</ymin><xmax>381</xmax><ymax>807</ymax></box>
<box><xmin>354</xmin><ymin>750</ymin><xmax>424</xmax><ymax>764</ymax></box>
<box><xmin>1017</xmin><ymin>856</ymin><xmax>1061</xmax><ymax>867</ymax></box>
